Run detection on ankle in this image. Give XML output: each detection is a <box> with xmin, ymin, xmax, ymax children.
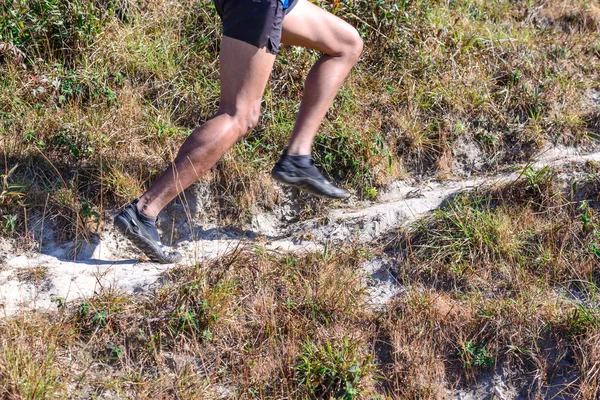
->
<box><xmin>285</xmin><ymin>144</ymin><xmax>311</xmax><ymax>156</ymax></box>
<box><xmin>135</xmin><ymin>197</ymin><xmax>159</xmax><ymax>219</ymax></box>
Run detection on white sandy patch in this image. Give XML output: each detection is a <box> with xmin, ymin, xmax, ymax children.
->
<box><xmin>2</xmin><ymin>147</ymin><xmax>600</xmax><ymax>316</ymax></box>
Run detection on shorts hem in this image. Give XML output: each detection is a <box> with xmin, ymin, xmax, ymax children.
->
<box><xmin>223</xmin><ymin>34</ymin><xmax>279</xmax><ymax>55</ymax></box>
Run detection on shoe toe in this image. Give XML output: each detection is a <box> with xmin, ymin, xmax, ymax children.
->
<box><xmin>167</xmin><ymin>251</ymin><xmax>183</xmax><ymax>263</ymax></box>
<box><xmin>154</xmin><ymin>249</ymin><xmax>182</xmax><ymax>264</ymax></box>
<box><xmin>330</xmin><ymin>187</ymin><xmax>350</xmax><ymax>199</ymax></box>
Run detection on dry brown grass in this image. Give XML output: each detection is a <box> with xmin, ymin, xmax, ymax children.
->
<box><xmin>1</xmin><ymin>0</ymin><xmax>599</xmax><ymax>239</ymax></box>
<box><xmin>0</xmin><ymin>246</ymin><xmax>380</xmax><ymax>399</ymax></box>
<box><xmin>1</xmin><ymin>0</ymin><xmax>600</xmax><ymax>398</ymax></box>
<box><xmin>0</xmin><ymin>167</ymin><xmax>599</xmax><ymax>398</ymax></box>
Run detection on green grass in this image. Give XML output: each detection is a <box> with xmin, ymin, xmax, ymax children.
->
<box><xmin>1</xmin><ymin>0</ymin><xmax>599</xmax><ymax>239</ymax></box>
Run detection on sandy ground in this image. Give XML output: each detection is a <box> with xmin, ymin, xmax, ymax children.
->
<box><xmin>1</xmin><ymin>145</ymin><xmax>597</xmax><ymax>399</ymax></box>
<box><xmin>2</xmin><ymin>146</ymin><xmax>600</xmax><ymax>318</ymax></box>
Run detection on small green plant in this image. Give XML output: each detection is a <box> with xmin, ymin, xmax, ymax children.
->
<box><xmin>51</xmin><ymin>296</ymin><xmax>66</xmax><ymax>309</ymax></box>
<box><xmin>3</xmin><ymin>214</ymin><xmax>17</xmax><ymax>232</ymax></box>
<box><xmin>169</xmin><ymin>306</ymin><xmax>204</xmax><ymax>336</ymax></box>
<box><xmin>178</xmin><ymin>309</ymin><xmax>199</xmax><ymax>331</ymax></box>
<box><xmin>201</xmin><ymin>330</ymin><xmax>212</xmax><ymax>341</ymax></box>
<box><xmin>579</xmin><ymin>201</ymin><xmax>593</xmax><ymax>230</ymax></box>
<box><xmin>475</xmin><ymin>130</ymin><xmax>499</xmax><ymax>149</ymax></box>
<box><xmin>93</xmin><ymin>311</ymin><xmax>107</xmax><ymax>328</ymax></box>
<box><xmin>23</xmin><ymin>130</ymin><xmax>46</xmax><ymax>149</ymax></box>
<box><xmin>521</xmin><ymin>166</ymin><xmax>554</xmax><ymax>192</ymax></box>
<box><xmin>558</xmin><ymin>302</ymin><xmax>600</xmax><ymax>337</ymax></box>
<box><xmin>79</xmin><ymin>198</ymin><xmax>100</xmax><ymax>230</ymax></box>
<box><xmin>106</xmin><ymin>342</ymin><xmax>124</xmax><ymax>359</ymax></box>
<box><xmin>509</xmin><ymin>69</ymin><xmax>522</xmax><ymax>86</ymax></box>
<box><xmin>0</xmin><ymin>164</ymin><xmax>24</xmax><ymax>209</ymax></box>
<box><xmin>79</xmin><ymin>301</ymin><xmax>90</xmax><ymax>317</ymax></box>
<box><xmin>579</xmin><ymin>201</ymin><xmax>600</xmax><ymax>257</ymax></box>
<box><xmin>283</xmin><ymin>254</ymin><xmax>298</xmax><ymax>268</ymax></box>
<box><xmin>363</xmin><ymin>186</ymin><xmax>377</xmax><ymax>200</ymax></box>
<box><xmin>295</xmin><ymin>337</ymin><xmax>375</xmax><ymax>400</ymax></box>
<box><xmin>458</xmin><ymin>341</ymin><xmax>494</xmax><ymax>369</ymax></box>
<box><xmin>591</xmin><ymin>243</ymin><xmax>600</xmax><ymax>259</ymax></box>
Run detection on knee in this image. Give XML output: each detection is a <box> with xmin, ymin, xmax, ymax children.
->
<box><xmin>332</xmin><ymin>26</ymin><xmax>363</xmax><ymax>63</ymax></box>
<box><xmin>236</xmin><ymin>104</ymin><xmax>261</xmax><ymax>138</ymax></box>
<box><xmin>344</xmin><ymin>28</ymin><xmax>363</xmax><ymax>62</ymax></box>
<box><xmin>219</xmin><ymin>103</ymin><xmax>261</xmax><ymax>139</ymax></box>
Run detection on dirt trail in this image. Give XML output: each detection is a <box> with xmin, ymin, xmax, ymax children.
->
<box><xmin>1</xmin><ymin>146</ymin><xmax>600</xmax><ymax>317</ymax></box>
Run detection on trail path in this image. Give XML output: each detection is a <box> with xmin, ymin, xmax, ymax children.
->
<box><xmin>1</xmin><ymin>146</ymin><xmax>600</xmax><ymax>317</ymax></box>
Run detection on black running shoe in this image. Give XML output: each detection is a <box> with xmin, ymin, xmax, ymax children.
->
<box><xmin>271</xmin><ymin>152</ymin><xmax>350</xmax><ymax>199</ymax></box>
<box><xmin>114</xmin><ymin>200</ymin><xmax>182</xmax><ymax>264</ymax></box>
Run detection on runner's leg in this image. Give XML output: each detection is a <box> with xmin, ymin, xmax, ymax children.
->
<box><xmin>136</xmin><ymin>37</ymin><xmax>276</xmax><ymax>218</ymax></box>
<box><xmin>281</xmin><ymin>0</ymin><xmax>363</xmax><ymax>156</ymax></box>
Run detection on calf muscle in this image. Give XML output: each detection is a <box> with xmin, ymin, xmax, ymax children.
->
<box><xmin>136</xmin><ymin>37</ymin><xmax>275</xmax><ymax>218</ymax></box>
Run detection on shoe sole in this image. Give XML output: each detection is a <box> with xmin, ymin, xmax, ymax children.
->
<box><xmin>271</xmin><ymin>171</ymin><xmax>350</xmax><ymax>199</ymax></box>
<box><xmin>114</xmin><ymin>213</ymin><xmax>179</xmax><ymax>264</ymax></box>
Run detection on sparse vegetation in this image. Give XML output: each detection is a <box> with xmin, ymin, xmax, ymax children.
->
<box><xmin>0</xmin><ymin>167</ymin><xmax>599</xmax><ymax>397</ymax></box>
<box><xmin>1</xmin><ymin>0</ymin><xmax>599</xmax><ymax>238</ymax></box>
<box><xmin>295</xmin><ymin>337</ymin><xmax>376</xmax><ymax>399</ymax></box>
<box><xmin>2</xmin><ymin>0</ymin><xmax>600</xmax><ymax>398</ymax></box>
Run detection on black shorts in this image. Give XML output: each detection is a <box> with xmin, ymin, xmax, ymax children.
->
<box><xmin>213</xmin><ymin>0</ymin><xmax>299</xmax><ymax>55</ymax></box>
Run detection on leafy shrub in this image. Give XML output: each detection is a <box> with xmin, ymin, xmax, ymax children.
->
<box><xmin>0</xmin><ymin>0</ymin><xmax>115</xmax><ymax>63</ymax></box>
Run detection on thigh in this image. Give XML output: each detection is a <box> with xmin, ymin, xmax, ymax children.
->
<box><xmin>281</xmin><ymin>0</ymin><xmax>360</xmax><ymax>55</ymax></box>
<box><xmin>218</xmin><ymin>35</ymin><xmax>276</xmax><ymax>113</ymax></box>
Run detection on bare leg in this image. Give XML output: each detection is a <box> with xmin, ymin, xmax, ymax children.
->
<box><xmin>281</xmin><ymin>0</ymin><xmax>363</xmax><ymax>156</ymax></box>
<box><xmin>136</xmin><ymin>37</ymin><xmax>276</xmax><ymax>218</ymax></box>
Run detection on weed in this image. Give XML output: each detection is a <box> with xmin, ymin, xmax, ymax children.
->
<box><xmin>50</xmin><ymin>296</ymin><xmax>66</xmax><ymax>309</ymax></box>
<box><xmin>521</xmin><ymin>166</ymin><xmax>555</xmax><ymax>194</ymax></box>
<box><xmin>0</xmin><ymin>164</ymin><xmax>25</xmax><ymax>234</ymax></box>
<box><xmin>363</xmin><ymin>186</ymin><xmax>378</xmax><ymax>200</ymax></box>
<box><xmin>105</xmin><ymin>342</ymin><xmax>124</xmax><ymax>359</ymax></box>
<box><xmin>170</xmin><ymin>306</ymin><xmax>202</xmax><ymax>335</ymax></box>
<box><xmin>295</xmin><ymin>337</ymin><xmax>376</xmax><ymax>400</ymax></box>
<box><xmin>92</xmin><ymin>310</ymin><xmax>108</xmax><ymax>328</ymax></box>
<box><xmin>78</xmin><ymin>300</ymin><xmax>90</xmax><ymax>317</ymax></box>
<box><xmin>559</xmin><ymin>303</ymin><xmax>600</xmax><ymax>337</ymax></box>
<box><xmin>458</xmin><ymin>341</ymin><xmax>495</xmax><ymax>370</ymax></box>
<box><xmin>3</xmin><ymin>214</ymin><xmax>17</xmax><ymax>232</ymax></box>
